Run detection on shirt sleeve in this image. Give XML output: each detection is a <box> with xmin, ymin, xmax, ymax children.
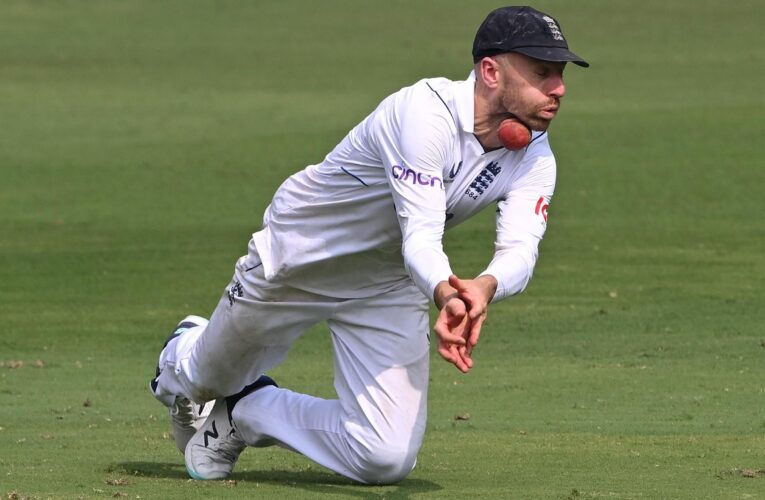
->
<box><xmin>480</xmin><ymin>147</ymin><xmax>556</xmax><ymax>302</ymax></box>
<box><xmin>376</xmin><ymin>84</ymin><xmax>456</xmax><ymax>300</ymax></box>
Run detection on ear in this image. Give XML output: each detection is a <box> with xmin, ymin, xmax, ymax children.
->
<box><xmin>477</xmin><ymin>57</ymin><xmax>502</xmax><ymax>90</ymax></box>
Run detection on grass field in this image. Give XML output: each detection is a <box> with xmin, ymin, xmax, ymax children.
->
<box><xmin>1</xmin><ymin>0</ymin><xmax>764</xmax><ymax>498</ymax></box>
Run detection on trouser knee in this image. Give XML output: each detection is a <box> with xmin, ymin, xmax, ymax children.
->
<box><xmin>351</xmin><ymin>441</ymin><xmax>419</xmax><ymax>485</ymax></box>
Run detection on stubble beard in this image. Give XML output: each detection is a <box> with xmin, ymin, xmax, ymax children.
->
<box><xmin>498</xmin><ymin>87</ymin><xmax>554</xmax><ymax>132</ymax></box>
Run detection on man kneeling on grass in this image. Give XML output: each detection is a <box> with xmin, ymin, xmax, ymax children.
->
<box><xmin>150</xmin><ymin>5</ymin><xmax>588</xmax><ymax>484</ymax></box>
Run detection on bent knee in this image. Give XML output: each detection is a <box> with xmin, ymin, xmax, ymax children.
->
<box><xmin>183</xmin><ymin>374</ymin><xmax>231</xmax><ymax>402</ymax></box>
<box><xmin>186</xmin><ymin>383</ymin><xmax>221</xmax><ymax>403</ymax></box>
<box><xmin>183</xmin><ymin>369</ymin><xmax>246</xmax><ymax>402</ymax></box>
<box><xmin>352</xmin><ymin>443</ymin><xmax>419</xmax><ymax>485</ymax></box>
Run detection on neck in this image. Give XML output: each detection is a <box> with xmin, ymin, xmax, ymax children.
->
<box><xmin>473</xmin><ymin>89</ymin><xmax>506</xmax><ymax>150</ymax></box>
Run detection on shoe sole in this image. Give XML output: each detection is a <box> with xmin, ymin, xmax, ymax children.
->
<box><xmin>185</xmin><ymin>465</ymin><xmax>206</xmax><ymax>480</ymax></box>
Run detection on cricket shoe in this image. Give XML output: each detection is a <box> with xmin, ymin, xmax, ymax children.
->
<box><xmin>170</xmin><ymin>397</ymin><xmax>212</xmax><ymax>454</ymax></box>
<box><xmin>149</xmin><ymin>315</ymin><xmax>212</xmax><ymax>453</ymax></box>
<box><xmin>185</xmin><ymin>375</ymin><xmax>277</xmax><ymax>480</ymax></box>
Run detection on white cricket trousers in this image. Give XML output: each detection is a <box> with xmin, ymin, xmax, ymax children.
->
<box><xmin>153</xmin><ymin>252</ymin><xmax>431</xmax><ymax>484</ymax></box>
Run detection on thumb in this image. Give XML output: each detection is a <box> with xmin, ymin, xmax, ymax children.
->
<box><xmin>448</xmin><ymin>274</ymin><xmax>466</xmax><ymax>292</ymax></box>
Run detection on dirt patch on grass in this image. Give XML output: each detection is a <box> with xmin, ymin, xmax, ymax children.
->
<box><xmin>716</xmin><ymin>468</ymin><xmax>765</xmax><ymax>479</ymax></box>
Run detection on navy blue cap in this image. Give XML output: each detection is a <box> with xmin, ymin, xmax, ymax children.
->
<box><xmin>472</xmin><ymin>6</ymin><xmax>589</xmax><ymax>67</ymax></box>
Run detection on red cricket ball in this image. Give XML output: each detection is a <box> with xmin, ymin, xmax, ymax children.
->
<box><xmin>497</xmin><ymin>118</ymin><xmax>531</xmax><ymax>151</ymax></box>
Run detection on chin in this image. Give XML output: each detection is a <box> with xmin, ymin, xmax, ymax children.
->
<box><xmin>528</xmin><ymin>120</ymin><xmax>551</xmax><ymax>132</ymax></box>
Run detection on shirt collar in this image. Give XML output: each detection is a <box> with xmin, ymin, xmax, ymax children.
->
<box><xmin>454</xmin><ymin>71</ymin><xmax>476</xmax><ymax>134</ymax></box>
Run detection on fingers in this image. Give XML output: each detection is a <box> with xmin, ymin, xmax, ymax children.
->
<box><xmin>448</xmin><ymin>275</ymin><xmax>477</xmax><ymax>310</ymax></box>
<box><xmin>433</xmin><ymin>302</ymin><xmax>467</xmax><ymax>346</ymax></box>
<box><xmin>434</xmin><ymin>295</ymin><xmax>473</xmax><ymax>372</ymax></box>
<box><xmin>448</xmin><ymin>273</ymin><xmax>464</xmax><ymax>291</ymax></box>
<box><xmin>433</xmin><ymin>292</ymin><xmax>484</xmax><ymax>373</ymax></box>
<box><xmin>438</xmin><ymin>342</ymin><xmax>472</xmax><ymax>373</ymax></box>
<box><xmin>468</xmin><ymin>313</ymin><xmax>485</xmax><ymax>347</ymax></box>
<box><xmin>446</xmin><ymin>275</ymin><xmax>490</xmax><ymax>352</ymax></box>
<box><xmin>447</xmin><ymin>311</ymin><xmax>480</xmax><ymax>368</ymax></box>
<box><xmin>434</xmin><ymin>324</ymin><xmax>466</xmax><ymax>346</ymax></box>
<box><xmin>448</xmin><ymin>274</ymin><xmax>488</xmax><ymax>320</ymax></box>
<box><xmin>458</xmin><ymin>344</ymin><xmax>474</xmax><ymax>369</ymax></box>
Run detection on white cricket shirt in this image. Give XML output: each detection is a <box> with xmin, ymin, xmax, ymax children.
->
<box><xmin>250</xmin><ymin>73</ymin><xmax>556</xmax><ymax>301</ymax></box>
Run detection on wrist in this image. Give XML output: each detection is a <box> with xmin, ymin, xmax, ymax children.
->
<box><xmin>433</xmin><ymin>281</ymin><xmax>458</xmax><ymax>309</ymax></box>
<box><xmin>476</xmin><ymin>274</ymin><xmax>498</xmax><ymax>302</ymax></box>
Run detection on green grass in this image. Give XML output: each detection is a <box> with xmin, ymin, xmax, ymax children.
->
<box><xmin>1</xmin><ymin>0</ymin><xmax>764</xmax><ymax>498</ymax></box>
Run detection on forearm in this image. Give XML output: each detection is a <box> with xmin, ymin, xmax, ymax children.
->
<box><xmin>404</xmin><ymin>242</ymin><xmax>452</xmax><ymax>301</ymax></box>
<box><xmin>481</xmin><ymin>247</ymin><xmax>535</xmax><ymax>301</ymax></box>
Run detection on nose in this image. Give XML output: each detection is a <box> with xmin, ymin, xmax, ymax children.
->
<box><xmin>549</xmin><ymin>74</ymin><xmax>566</xmax><ymax>99</ymax></box>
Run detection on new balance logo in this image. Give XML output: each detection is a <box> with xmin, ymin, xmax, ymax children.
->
<box><xmin>227</xmin><ymin>281</ymin><xmax>244</xmax><ymax>306</ymax></box>
<box><xmin>172</xmin><ymin>321</ymin><xmax>198</xmax><ymax>336</ymax></box>
<box><xmin>444</xmin><ymin>161</ymin><xmax>463</xmax><ymax>184</ymax></box>
<box><xmin>203</xmin><ymin>421</ymin><xmax>219</xmax><ymax>447</ymax></box>
<box><xmin>172</xmin><ymin>326</ymin><xmax>191</xmax><ymax>336</ymax></box>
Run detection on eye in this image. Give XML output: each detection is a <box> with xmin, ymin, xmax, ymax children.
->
<box><xmin>536</xmin><ymin>63</ymin><xmax>565</xmax><ymax>79</ymax></box>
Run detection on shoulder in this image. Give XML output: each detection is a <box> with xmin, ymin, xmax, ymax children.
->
<box><xmin>385</xmin><ymin>78</ymin><xmax>463</xmax><ymax>152</ymax></box>
<box><xmin>402</xmin><ymin>77</ymin><xmax>458</xmax><ymax>98</ymax></box>
<box><xmin>525</xmin><ymin>132</ymin><xmax>556</xmax><ymax>170</ymax></box>
<box><xmin>508</xmin><ymin>132</ymin><xmax>557</xmax><ymax>189</ymax></box>
<box><xmin>527</xmin><ymin>131</ymin><xmax>554</xmax><ymax>155</ymax></box>
<box><xmin>394</xmin><ymin>77</ymin><xmax>462</xmax><ymax>125</ymax></box>
<box><xmin>370</xmin><ymin>77</ymin><xmax>466</xmax><ymax>160</ymax></box>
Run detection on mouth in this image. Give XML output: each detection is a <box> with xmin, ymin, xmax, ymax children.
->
<box><xmin>538</xmin><ymin>106</ymin><xmax>559</xmax><ymax>120</ymax></box>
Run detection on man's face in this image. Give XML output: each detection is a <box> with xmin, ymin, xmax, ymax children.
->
<box><xmin>495</xmin><ymin>52</ymin><xmax>567</xmax><ymax>131</ymax></box>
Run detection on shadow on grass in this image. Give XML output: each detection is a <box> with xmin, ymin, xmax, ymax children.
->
<box><xmin>116</xmin><ymin>461</ymin><xmax>442</xmax><ymax>498</ymax></box>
